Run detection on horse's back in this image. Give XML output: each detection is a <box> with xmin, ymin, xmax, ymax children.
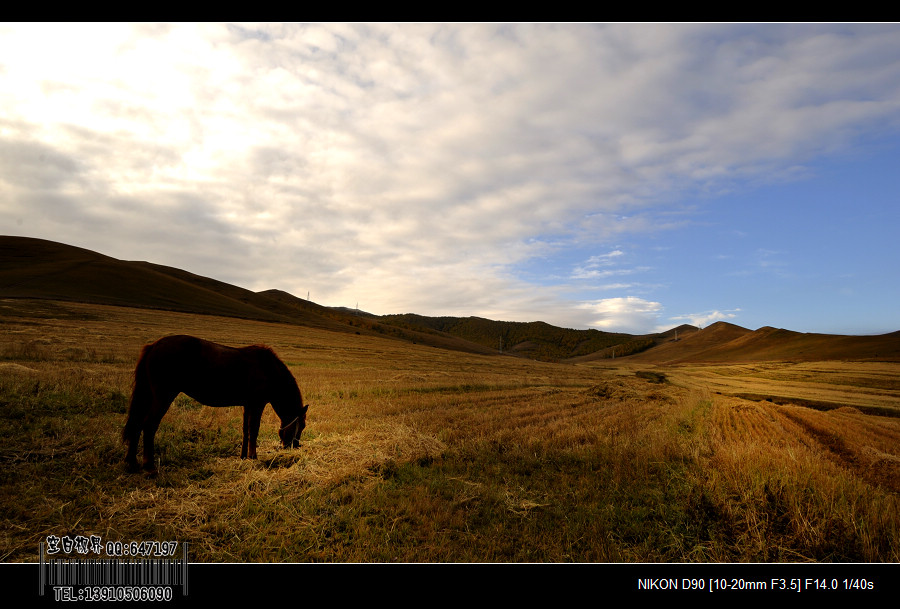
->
<box><xmin>146</xmin><ymin>334</ymin><xmax>213</xmax><ymax>354</ymax></box>
<box><xmin>145</xmin><ymin>335</ymin><xmax>242</xmax><ymax>364</ymax></box>
<box><xmin>140</xmin><ymin>335</ymin><xmax>273</xmax><ymax>406</ymax></box>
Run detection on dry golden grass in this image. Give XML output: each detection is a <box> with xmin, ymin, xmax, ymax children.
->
<box><xmin>2</xmin><ymin>298</ymin><xmax>899</xmax><ymax>562</ymax></box>
<box><xmin>660</xmin><ymin>361</ymin><xmax>900</xmax><ymax>412</ymax></box>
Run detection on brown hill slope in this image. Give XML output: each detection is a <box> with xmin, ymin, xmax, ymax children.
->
<box><xmin>0</xmin><ymin>236</ymin><xmax>498</xmax><ymax>355</ymax></box>
<box><xmin>628</xmin><ymin>322</ymin><xmax>900</xmax><ymax>364</ymax></box>
<box><xmin>564</xmin><ymin>323</ymin><xmax>700</xmax><ymax>364</ymax></box>
<box><xmin>0</xmin><ymin>236</ymin><xmax>340</xmax><ymax>326</ymax></box>
<box><xmin>258</xmin><ymin>289</ymin><xmax>499</xmax><ymax>356</ymax></box>
<box><xmin>590</xmin><ymin>321</ymin><xmax>749</xmax><ymax>364</ymax></box>
<box><xmin>4</xmin><ymin>236</ymin><xmax>897</xmax><ymax>363</ymax></box>
<box><xmin>710</xmin><ymin>326</ymin><xmax>900</xmax><ymax>362</ymax></box>
<box><xmin>379</xmin><ymin>314</ymin><xmax>649</xmax><ymax>361</ymax></box>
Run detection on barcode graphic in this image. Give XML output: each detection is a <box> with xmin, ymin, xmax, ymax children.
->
<box><xmin>39</xmin><ymin>543</ymin><xmax>188</xmax><ymax>595</ymax></box>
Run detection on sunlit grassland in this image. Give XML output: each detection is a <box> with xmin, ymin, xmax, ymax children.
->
<box><xmin>1</xmin><ymin>299</ymin><xmax>899</xmax><ymax>562</ymax></box>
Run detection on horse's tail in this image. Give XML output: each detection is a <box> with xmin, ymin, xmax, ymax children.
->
<box><xmin>122</xmin><ymin>344</ymin><xmax>153</xmax><ymax>444</ymax></box>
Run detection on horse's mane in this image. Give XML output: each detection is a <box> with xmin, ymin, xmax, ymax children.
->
<box><xmin>243</xmin><ymin>345</ymin><xmax>299</xmax><ymax>392</ymax></box>
<box><xmin>243</xmin><ymin>344</ymin><xmax>277</xmax><ymax>356</ymax></box>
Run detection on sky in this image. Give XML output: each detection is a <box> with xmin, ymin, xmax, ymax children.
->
<box><xmin>2</xmin><ymin>23</ymin><xmax>899</xmax><ymax>335</ymax></box>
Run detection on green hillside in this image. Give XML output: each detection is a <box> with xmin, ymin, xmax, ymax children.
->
<box><xmin>379</xmin><ymin>314</ymin><xmax>661</xmax><ymax>362</ymax></box>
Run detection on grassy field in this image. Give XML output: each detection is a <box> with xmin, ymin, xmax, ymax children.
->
<box><xmin>1</xmin><ymin>298</ymin><xmax>899</xmax><ymax>562</ymax></box>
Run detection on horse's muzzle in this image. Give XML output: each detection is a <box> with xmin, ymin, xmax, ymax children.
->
<box><xmin>279</xmin><ymin>416</ymin><xmax>303</xmax><ymax>449</ymax></box>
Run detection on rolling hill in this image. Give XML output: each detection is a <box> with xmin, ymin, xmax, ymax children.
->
<box><xmin>376</xmin><ymin>313</ymin><xmax>664</xmax><ymax>361</ymax></box>
<box><xmin>0</xmin><ymin>236</ymin><xmax>503</xmax><ymax>356</ymax></box>
<box><xmin>0</xmin><ymin>236</ymin><xmax>347</xmax><ymax>329</ymax></box>
<box><xmin>623</xmin><ymin>321</ymin><xmax>900</xmax><ymax>364</ymax></box>
<box><xmin>0</xmin><ymin>236</ymin><xmax>666</xmax><ymax>360</ymax></box>
<box><xmin>2</xmin><ymin>235</ymin><xmax>899</xmax><ymax>363</ymax></box>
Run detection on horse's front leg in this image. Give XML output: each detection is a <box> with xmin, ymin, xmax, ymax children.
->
<box><xmin>242</xmin><ymin>405</ymin><xmax>264</xmax><ymax>459</ymax></box>
<box><xmin>241</xmin><ymin>407</ymin><xmax>250</xmax><ymax>458</ymax></box>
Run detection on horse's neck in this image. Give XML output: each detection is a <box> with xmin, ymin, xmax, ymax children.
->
<box><xmin>271</xmin><ymin>392</ymin><xmax>300</xmax><ymax>419</ymax></box>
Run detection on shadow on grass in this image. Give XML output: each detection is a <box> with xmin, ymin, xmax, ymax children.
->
<box><xmin>259</xmin><ymin>451</ymin><xmax>305</xmax><ymax>470</ymax></box>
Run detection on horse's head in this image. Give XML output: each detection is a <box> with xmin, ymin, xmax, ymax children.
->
<box><xmin>279</xmin><ymin>404</ymin><xmax>308</xmax><ymax>449</ymax></box>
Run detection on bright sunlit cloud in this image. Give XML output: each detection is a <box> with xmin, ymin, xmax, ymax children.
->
<box><xmin>577</xmin><ymin>297</ymin><xmax>665</xmax><ymax>334</ymax></box>
<box><xmin>2</xmin><ymin>23</ymin><xmax>900</xmax><ymax>334</ymax></box>
<box><xmin>670</xmin><ymin>309</ymin><xmax>743</xmax><ymax>330</ymax></box>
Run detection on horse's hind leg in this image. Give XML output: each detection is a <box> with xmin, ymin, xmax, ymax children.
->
<box><xmin>142</xmin><ymin>395</ymin><xmax>174</xmax><ymax>475</ymax></box>
<box><xmin>124</xmin><ymin>429</ymin><xmax>141</xmax><ymax>473</ymax></box>
<box><xmin>242</xmin><ymin>404</ymin><xmax>265</xmax><ymax>459</ymax></box>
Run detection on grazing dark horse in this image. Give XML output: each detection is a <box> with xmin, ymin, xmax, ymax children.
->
<box><xmin>122</xmin><ymin>335</ymin><xmax>308</xmax><ymax>474</ymax></box>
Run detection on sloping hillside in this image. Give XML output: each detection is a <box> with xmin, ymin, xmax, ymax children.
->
<box><xmin>4</xmin><ymin>236</ymin><xmax>898</xmax><ymax>363</ymax></box>
<box><xmin>627</xmin><ymin>322</ymin><xmax>900</xmax><ymax>364</ymax></box>
<box><xmin>618</xmin><ymin>321</ymin><xmax>752</xmax><ymax>364</ymax></box>
<box><xmin>565</xmin><ymin>324</ymin><xmax>699</xmax><ymax>364</ymax></box>
<box><xmin>0</xmin><ymin>236</ymin><xmax>347</xmax><ymax>328</ymax></box>
<box><xmin>0</xmin><ymin>236</ymin><xmax>497</xmax><ymax>355</ymax></box>
<box><xmin>258</xmin><ymin>290</ymin><xmax>499</xmax><ymax>356</ymax></box>
<box><xmin>711</xmin><ymin>326</ymin><xmax>900</xmax><ymax>362</ymax></box>
<box><xmin>378</xmin><ymin>314</ymin><xmax>655</xmax><ymax>361</ymax></box>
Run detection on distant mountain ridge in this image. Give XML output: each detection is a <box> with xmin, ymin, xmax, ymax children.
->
<box><xmin>0</xmin><ymin>236</ymin><xmax>337</xmax><ymax>328</ymax></box>
<box><xmin>378</xmin><ymin>314</ymin><xmax>657</xmax><ymax>361</ymax></box>
<box><xmin>622</xmin><ymin>321</ymin><xmax>900</xmax><ymax>363</ymax></box>
<box><xmin>2</xmin><ymin>236</ymin><xmax>898</xmax><ymax>363</ymax></box>
<box><xmin>0</xmin><ymin>236</ymin><xmax>677</xmax><ymax>360</ymax></box>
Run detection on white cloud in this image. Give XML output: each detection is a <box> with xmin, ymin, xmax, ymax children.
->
<box><xmin>670</xmin><ymin>309</ymin><xmax>743</xmax><ymax>329</ymax></box>
<box><xmin>2</xmin><ymin>24</ymin><xmax>900</xmax><ymax>331</ymax></box>
<box><xmin>577</xmin><ymin>297</ymin><xmax>665</xmax><ymax>334</ymax></box>
<box><xmin>572</xmin><ymin>265</ymin><xmax>652</xmax><ymax>281</ymax></box>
